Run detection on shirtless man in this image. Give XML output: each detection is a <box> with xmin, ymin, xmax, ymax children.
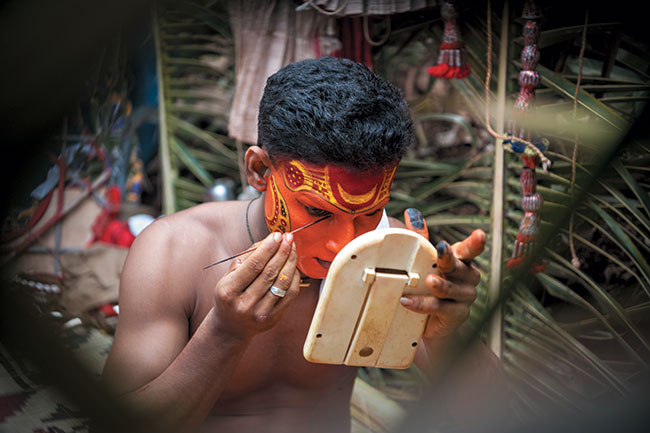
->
<box><xmin>101</xmin><ymin>57</ymin><xmax>489</xmax><ymax>433</ymax></box>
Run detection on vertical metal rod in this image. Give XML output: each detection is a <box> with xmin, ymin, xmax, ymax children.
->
<box><xmin>487</xmin><ymin>0</ymin><xmax>510</xmax><ymax>358</ymax></box>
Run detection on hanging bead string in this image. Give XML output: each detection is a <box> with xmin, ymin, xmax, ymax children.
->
<box><xmin>484</xmin><ymin>0</ymin><xmax>551</xmax><ymax>172</ymax></box>
<box><xmin>502</xmin><ymin>0</ymin><xmax>545</xmax><ymax>273</ymax></box>
<box><xmin>568</xmin><ymin>10</ymin><xmax>589</xmax><ymax>269</ymax></box>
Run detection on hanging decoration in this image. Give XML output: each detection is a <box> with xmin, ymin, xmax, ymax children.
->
<box><xmin>568</xmin><ymin>11</ymin><xmax>589</xmax><ymax>269</ymax></box>
<box><xmin>427</xmin><ymin>0</ymin><xmax>470</xmax><ymax>79</ymax></box>
<box><xmin>314</xmin><ymin>17</ymin><xmax>343</xmax><ymax>58</ymax></box>
<box><xmin>505</xmin><ymin>0</ymin><xmax>547</xmax><ymax>273</ymax></box>
<box><xmin>338</xmin><ymin>16</ymin><xmax>374</xmax><ymax>68</ymax></box>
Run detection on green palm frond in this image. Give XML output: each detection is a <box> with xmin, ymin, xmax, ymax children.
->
<box><xmin>382</xmin><ymin>3</ymin><xmax>650</xmax><ymax>418</ymax></box>
<box><xmin>153</xmin><ymin>0</ymin><xmax>237</xmax><ymax>214</ymax></box>
<box><xmin>148</xmin><ymin>2</ymin><xmax>650</xmax><ymax>424</ymax></box>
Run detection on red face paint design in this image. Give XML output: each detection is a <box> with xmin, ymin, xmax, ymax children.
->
<box><xmin>264</xmin><ymin>159</ymin><xmax>397</xmax><ymax>279</ymax></box>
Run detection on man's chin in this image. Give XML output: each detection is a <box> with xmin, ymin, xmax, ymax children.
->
<box><xmin>298</xmin><ymin>259</ymin><xmax>331</xmax><ymax>280</ymax></box>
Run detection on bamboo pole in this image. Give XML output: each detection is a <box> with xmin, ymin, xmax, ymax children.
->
<box><xmin>152</xmin><ymin>3</ymin><xmax>176</xmax><ymax>215</ymax></box>
<box><xmin>487</xmin><ymin>0</ymin><xmax>510</xmax><ymax>358</ymax></box>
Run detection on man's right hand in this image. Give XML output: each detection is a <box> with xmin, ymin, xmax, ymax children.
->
<box><xmin>212</xmin><ymin>232</ymin><xmax>300</xmax><ymax>340</ymax></box>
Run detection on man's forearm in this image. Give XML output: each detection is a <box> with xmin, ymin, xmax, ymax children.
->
<box><xmin>120</xmin><ymin>308</ymin><xmax>250</xmax><ymax>433</ymax></box>
<box><xmin>413</xmin><ymin>332</ymin><xmax>458</xmax><ymax>378</ymax></box>
<box><xmin>413</xmin><ymin>329</ymin><xmax>505</xmax><ymax>425</ymax></box>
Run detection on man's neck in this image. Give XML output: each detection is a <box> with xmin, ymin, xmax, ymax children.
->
<box><xmin>299</xmin><ymin>276</ymin><xmax>322</xmax><ymax>288</ymax></box>
<box><xmin>247</xmin><ymin>192</ymin><xmax>270</xmax><ymax>244</ymax></box>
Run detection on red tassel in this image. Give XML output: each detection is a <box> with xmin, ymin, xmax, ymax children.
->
<box><xmin>506</xmin><ymin>257</ymin><xmax>523</xmax><ymax>269</ymax></box>
<box><xmin>506</xmin><ymin>257</ymin><xmax>546</xmax><ymax>274</ymax></box>
<box><xmin>531</xmin><ymin>262</ymin><xmax>547</xmax><ymax>273</ymax></box>
<box><xmin>456</xmin><ymin>64</ymin><xmax>470</xmax><ymax>78</ymax></box>
<box><xmin>427</xmin><ymin>1</ymin><xmax>470</xmax><ymax>80</ymax></box>
<box><xmin>427</xmin><ymin>64</ymin><xmax>450</xmax><ymax>77</ymax></box>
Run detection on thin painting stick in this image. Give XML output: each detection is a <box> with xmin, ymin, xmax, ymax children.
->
<box><xmin>203</xmin><ymin>215</ymin><xmax>331</xmax><ymax>270</ymax></box>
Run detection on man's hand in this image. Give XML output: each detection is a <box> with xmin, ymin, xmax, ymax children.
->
<box><xmin>212</xmin><ymin>232</ymin><xmax>300</xmax><ymax>340</ymax></box>
<box><xmin>402</xmin><ymin>208</ymin><xmax>486</xmax><ymax>339</ymax></box>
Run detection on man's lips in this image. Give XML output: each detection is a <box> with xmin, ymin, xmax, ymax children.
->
<box><xmin>316</xmin><ymin>258</ymin><xmax>332</xmax><ymax>269</ymax></box>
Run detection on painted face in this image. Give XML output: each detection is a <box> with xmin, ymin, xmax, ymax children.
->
<box><xmin>264</xmin><ymin>159</ymin><xmax>397</xmax><ymax>279</ymax></box>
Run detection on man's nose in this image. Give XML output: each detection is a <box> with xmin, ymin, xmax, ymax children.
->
<box><xmin>324</xmin><ymin>217</ymin><xmax>357</xmax><ymax>255</ymax></box>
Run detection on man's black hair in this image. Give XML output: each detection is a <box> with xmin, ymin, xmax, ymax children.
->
<box><xmin>258</xmin><ymin>57</ymin><xmax>413</xmax><ymax>171</ymax></box>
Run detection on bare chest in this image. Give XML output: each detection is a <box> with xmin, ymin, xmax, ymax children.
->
<box><xmin>190</xmin><ymin>279</ymin><xmax>358</xmax><ymax>407</ymax></box>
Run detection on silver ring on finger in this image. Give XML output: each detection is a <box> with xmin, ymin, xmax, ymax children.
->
<box><xmin>269</xmin><ymin>285</ymin><xmax>287</xmax><ymax>298</ymax></box>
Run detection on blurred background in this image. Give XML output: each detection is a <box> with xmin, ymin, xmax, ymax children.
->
<box><xmin>1</xmin><ymin>0</ymin><xmax>649</xmax><ymax>432</ymax></box>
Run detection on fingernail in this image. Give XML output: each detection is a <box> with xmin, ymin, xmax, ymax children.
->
<box><xmin>436</xmin><ymin>241</ymin><xmax>449</xmax><ymax>256</ymax></box>
<box><xmin>284</xmin><ymin>232</ymin><xmax>294</xmax><ymax>244</ymax></box>
<box><xmin>400</xmin><ymin>297</ymin><xmax>413</xmax><ymax>306</ymax></box>
<box><xmin>405</xmin><ymin>208</ymin><xmax>424</xmax><ymax>229</ymax></box>
<box><xmin>272</xmin><ymin>232</ymin><xmax>282</xmax><ymax>243</ymax></box>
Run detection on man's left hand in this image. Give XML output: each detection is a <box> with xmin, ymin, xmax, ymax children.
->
<box><xmin>402</xmin><ymin>208</ymin><xmax>486</xmax><ymax>339</ymax></box>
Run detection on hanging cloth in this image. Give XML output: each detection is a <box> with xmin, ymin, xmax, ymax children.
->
<box><xmin>338</xmin><ymin>16</ymin><xmax>373</xmax><ymax>67</ymax></box>
<box><xmin>227</xmin><ymin>0</ymin><xmax>441</xmax><ymax>144</ymax></box>
<box><xmin>307</xmin><ymin>0</ymin><xmax>439</xmax><ymax>16</ymax></box>
<box><xmin>227</xmin><ymin>0</ymin><xmax>328</xmax><ymax>145</ymax></box>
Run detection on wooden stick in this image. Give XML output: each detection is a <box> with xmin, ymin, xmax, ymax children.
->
<box><xmin>202</xmin><ymin>215</ymin><xmax>331</xmax><ymax>270</ymax></box>
<box><xmin>486</xmin><ymin>0</ymin><xmax>509</xmax><ymax>360</ymax></box>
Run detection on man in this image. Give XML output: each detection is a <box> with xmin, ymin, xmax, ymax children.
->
<box><xmin>101</xmin><ymin>57</ymin><xmax>490</xmax><ymax>433</ymax></box>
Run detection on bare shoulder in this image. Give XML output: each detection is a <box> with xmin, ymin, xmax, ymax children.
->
<box><xmin>103</xmin><ymin>201</ymin><xmax>245</xmax><ymax>392</ymax></box>
<box><xmin>119</xmin><ymin>202</ymin><xmax>243</xmax><ymax>309</ymax></box>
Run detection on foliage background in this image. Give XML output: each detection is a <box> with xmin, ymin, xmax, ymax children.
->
<box><xmin>1</xmin><ymin>0</ymin><xmax>649</xmax><ymax>432</ymax></box>
<box><xmin>149</xmin><ymin>1</ymin><xmax>650</xmax><ymax>428</ymax></box>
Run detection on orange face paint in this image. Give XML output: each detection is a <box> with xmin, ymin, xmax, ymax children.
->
<box><xmin>264</xmin><ymin>159</ymin><xmax>397</xmax><ymax>279</ymax></box>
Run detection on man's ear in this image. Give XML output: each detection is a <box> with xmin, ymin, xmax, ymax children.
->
<box><xmin>245</xmin><ymin>146</ymin><xmax>272</xmax><ymax>192</ymax></box>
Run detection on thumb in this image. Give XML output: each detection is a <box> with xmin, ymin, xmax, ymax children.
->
<box><xmin>451</xmin><ymin>229</ymin><xmax>486</xmax><ymax>261</ymax></box>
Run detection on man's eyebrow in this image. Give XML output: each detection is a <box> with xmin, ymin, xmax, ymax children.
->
<box><xmin>364</xmin><ymin>197</ymin><xmax>390</xmax><ymax>213</ymax></box>
<box><xmin>294</xmin><ymin>192</ymin><xmax>334</xmax><ymax>208</ymax></box>
<box><xmin>296</xmin><ymin>191</ymin><xmax>389</xmax><ymax>214</ymax></box>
